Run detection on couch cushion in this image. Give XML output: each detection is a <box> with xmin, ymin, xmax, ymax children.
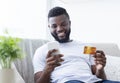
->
<box><xmin>105</xmin><ymin>55</ymin><xmax>120</xmax><ymax>81</ymax></box>
<box><xmin>15</xmin><ymin>39</ymin><xmax>120</xmax><ymax>83</ymax></box>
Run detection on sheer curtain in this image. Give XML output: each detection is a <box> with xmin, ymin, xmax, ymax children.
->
<box><xmin>0</xmin><ymin>0</ymin><xmax>47</xmax><ymax>39</ymax></box>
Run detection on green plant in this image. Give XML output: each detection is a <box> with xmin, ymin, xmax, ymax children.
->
<box><xmin>0</xmin><ymin>35</ymin><xmax>23</xmax><ymax>69</ymax></box>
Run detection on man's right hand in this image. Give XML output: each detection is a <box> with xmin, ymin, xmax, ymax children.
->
<box><xmin>44</xmin><ymin>49</ymin><xmax>64</xmax><ymax>74</ymax></box>
<box><xmin>34</xmin><ymin>49</ymin><xmax>64</xmax><ymax>83</ymax></box>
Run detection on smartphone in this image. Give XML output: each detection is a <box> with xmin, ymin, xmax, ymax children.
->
<box><xmin>47</xmin><ymin>41</ymin><xmax>60</xmax><ymax>56</ymax></box>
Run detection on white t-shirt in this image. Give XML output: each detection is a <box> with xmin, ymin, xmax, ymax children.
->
<box><xmin>33</xmin><ymin>40</ymin><xmax>102</xmax><ymax>83</ymax></box>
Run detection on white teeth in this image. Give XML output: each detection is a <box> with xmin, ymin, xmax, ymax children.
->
<box><xmin>58</xmin><ymin>32</ymin><xmax>65</xmax><ymax>37</ymax></box>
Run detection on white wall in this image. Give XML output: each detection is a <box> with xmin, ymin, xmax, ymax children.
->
<box><xmin>0</xmin><ymin>0</ymin><xmax>120</xmax><ymax>48</ymax></box>
<box><xmin>0</xmin><ymin>0</ymin><xmax>47</xmax><ymax>39</ymax></box>
<box><xmin>49</xmin><ymin>0</ymin><xmax>120</xmax><ymax>48</ymax></box>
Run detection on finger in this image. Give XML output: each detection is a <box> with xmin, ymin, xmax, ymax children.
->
<box><xmin>95</xmin><ymin>57</ymin><xmax>106</xmax><ymax>61</ymax></box>
<box><xmin>54</xmin><ymin>54</ymin><xmax>64</xmax><ymax>62</ymax></box>
<box><xmin>57</xmin><ymin>58</ymin><xmax>64</xmax><ymax>62</ymax></box>
<box><xmin>96</xmin><ymin>50</ymin><xmax>103</xmax><ymax>53</ymax></box>
<box><xmin>47</xmin><ymin>55</ymin><xmax>64</xmax><ymax>63</ymax></box>
<box><xmin>52</xmin><ymin>63</ymin><xmax>61</xmax><ymax>68</ymax></box>
<box><xmin>94</xmin><ymin>58</ymin><xmax>106</xmax><ymax>65</ymax></box>
<box><xmin>101</xmin><ymin>54</ymin><xmax>106</xmax><ymax>60</ymax></box>
<box><xmin>95</xmin><ymin>53</ymin><xmax>103</xmax><ymax>58</ymax></box>
<box><xmin>46</xmin><ymin>56</ymin><xmax>56</xmax><ymax>62</ymax></box>
<box><xmin>95</xmin><ymin>58</ymin><xmax>103</xmax><ymax>61</ymax></box>
<box><xmin>55</xmin><ymin>62</ymin><xmax>61</xmax><ymax>66</ymax></box>
<box><xmin>95</xmin><ymin>61</ymin><xmax>106</xmax><ymax>66</ymax></box>
<box><xmin>95</xmin><ymin>60</ymin><xmax>106</xmax><ymax>66</ymax></box>
<box><xmin>100</xmin><ymin>51</ymin><xmax>105</xmax><ymax>56</ymax></box>
<box><xmin>55</xmin><ymin>54</ymin><xmax>64</xmax><ymax>59</ymax></box>
<box><xmin>99</xmin><ymin>62</ymin><xmax>106</xmax><ymax>67</ymax></box>
<box><xmin>47</xmin><ymin>60</ymin><xmax>57</xmax><ymax>65</ymax></box>
<box><xmin>47</xmin><ymin>60</ymin><xmax>61</xmax><ymax>68</ymax></box>
<box><xmin>58</xmin><ymin>54</ymin><xmax>64</xmax><ymax>57</ymax></box>
<box><xmin>96</xmin><ymin>50</ymin><xmax>105</xmax><ymax>56</ymax></box>
<box><xmin>96</xmin><ymin>53</ymin><xmax>101</xmax><ymax>58</ymax></box>
<box><xmin>46</xmin><ymin>49</ymin><xmax>58</xmax><ymax>58</ymax></box>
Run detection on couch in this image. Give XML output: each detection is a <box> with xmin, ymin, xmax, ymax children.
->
<box><xmin>14</xmin><ymin>39</ymin><xmax>120</xmax><ymax>83</ymax></box>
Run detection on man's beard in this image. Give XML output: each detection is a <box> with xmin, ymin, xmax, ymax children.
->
<box><xmin>51</xmin><ymin>29</ymin><xmax>71</xmax><ymax>43</ymax></box>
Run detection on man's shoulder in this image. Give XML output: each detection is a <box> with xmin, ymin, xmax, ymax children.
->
<box><xmin>35</xmin><ymin>43</ymin><xmax>48</xmax><ymax>52</ymax></box>
<box><xmin>36</xmin><ymin>41</ymin><xmax>56</xmax><ymax>51</ymax></box>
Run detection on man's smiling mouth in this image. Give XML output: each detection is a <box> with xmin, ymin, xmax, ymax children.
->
<box><xmin>58</xmin><ymin>32</ymin><xmax>66</xmax><ymax>39</ymax></box>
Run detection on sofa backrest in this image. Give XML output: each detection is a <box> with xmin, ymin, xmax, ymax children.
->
<box><xmin>14</xmin><ymin>39</ymin><xmax>120</xmax><ymax>83</ymax></box>
<box><xmin>90</xmin><ymin>43</ymin><xmax>120</xmax><ymax>57</ymax></box>
<box><xmin>15</xmin><ymin>39</ymin><xmax>48</xmax><ymax>83</ymax></box>
<box><xmin>20</xmin><ymin>39</ymin><xmax>120</xmax><ymax>57</ymax></box>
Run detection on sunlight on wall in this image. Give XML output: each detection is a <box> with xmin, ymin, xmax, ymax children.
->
<box><xmin>0</xmin><ymin>0</ymin><xmax>120</xmax><ymax>49</ymax></box>
<box><xmin>0</xmin><ymin>0</ymin><xmax>47</xmax><ymax>39</ymax></box>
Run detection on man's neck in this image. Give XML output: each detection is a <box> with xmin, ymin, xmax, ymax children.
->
<box><xmin>59</xmin><ymin>39</ymin><xmax>73</xmax><ymax>43</ymax></box>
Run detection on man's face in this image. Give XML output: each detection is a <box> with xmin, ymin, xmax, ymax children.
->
<box><xmin>48</xmin><ymin>14</ymin><xmax>71</xmax><ymax>43</ymax></box>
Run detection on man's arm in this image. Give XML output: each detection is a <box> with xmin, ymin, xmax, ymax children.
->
<box><xmin>34</xmin><ymin>71</ymin><xmax>51</xmax><ymax>83</ymax></box>
<box><xmin>91</xmin><ymin>65</ymin><xmax>107</xmax><ymax>80</ymax></box>
<box><xmin>34</xmin><ymin>49</ymin><xmax>64</xmax><ymax>83</ymax></box>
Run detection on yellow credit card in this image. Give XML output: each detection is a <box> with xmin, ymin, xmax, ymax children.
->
<box><xmin>84</xmin><ymin>46</ymin><xmax>96</xmax><ymax>54</ymax></box>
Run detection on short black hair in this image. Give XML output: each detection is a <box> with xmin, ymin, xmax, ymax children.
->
<box><xmin>48</xmin><ymin>6</ymin><xmax>70</xmax><ymax>20</ymax></box>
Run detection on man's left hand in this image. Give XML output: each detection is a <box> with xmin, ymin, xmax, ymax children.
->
<box><xmin>93</xmin><ymin>50</ymin><xmax>106</xmax><ymax>71</ymax></box>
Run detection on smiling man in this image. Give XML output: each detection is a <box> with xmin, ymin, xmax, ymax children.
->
<box><xmin>48</xmin><ymin>9</ymin><xmax>71</xmax><ymax>43</ymax></box>
<box><xmin>33</xmin><ymin>7</ymin><xmax>120</xmax><ymax>83</ymax></box>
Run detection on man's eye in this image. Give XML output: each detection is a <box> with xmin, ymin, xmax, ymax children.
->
<box><xmin>51</xmin><ymin>25</ymin><xmax>57</xmax><ymax>28</ymax></box>
<box><xmin>61</xmin><ymin>23</ymin><xmax>68</xmax><ymax>27</ymax></box>
<box><xmin>62</xmin><ymin>24</ymin><xmax>66</xmax><ymax>26</ymax></box>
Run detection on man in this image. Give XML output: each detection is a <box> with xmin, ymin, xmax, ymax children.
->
<box><xmin>33</xmin><ymin>7</ymin><xmax>120</xmax><ymax>83</ymax></box>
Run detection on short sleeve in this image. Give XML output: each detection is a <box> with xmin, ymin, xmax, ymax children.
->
<box><xmin>33</xmin><ymin>47</ymin><xmax>46</xmax><ymax>74</ymax></box>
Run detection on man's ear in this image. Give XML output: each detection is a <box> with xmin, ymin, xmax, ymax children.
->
<box><xmin>48</xmin><ymin>25</ymin><xmax>50</xmax><ymax>28</ymax></box>
<box><xmin>69</xmin><ymin>20</ymin><xmax>71</xmax><ymax>26</ymax></box>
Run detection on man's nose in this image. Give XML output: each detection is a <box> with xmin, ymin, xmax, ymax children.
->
<box><xmin>56</xmin><ymin>26</ymin><xmax>63</xmax><ymax>32</ymax></box>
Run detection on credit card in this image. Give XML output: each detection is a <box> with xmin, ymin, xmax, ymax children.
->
<box><xmin>84</xmin><ymin>46</ymin><xmax>96</xmax><ymax>54</ymax></box>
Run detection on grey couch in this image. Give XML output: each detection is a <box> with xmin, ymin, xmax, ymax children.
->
<box><xmin>14</xmin><ymin>39</ymin><xmax>120</xmax><ymax>83</ymax></box>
